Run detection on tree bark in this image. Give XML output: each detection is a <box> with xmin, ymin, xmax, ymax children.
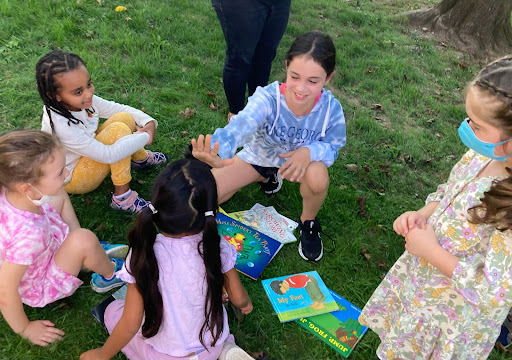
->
<box><xmin>407</xmin><ymin>0</ymin><xmax>512</xmax><ymax>58</ymax></box>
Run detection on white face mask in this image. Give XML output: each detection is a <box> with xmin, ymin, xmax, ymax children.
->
<box><xmin>26</xmin><ymin>184</ymin><xmax>56</xmax><ymax>206</ymax></box>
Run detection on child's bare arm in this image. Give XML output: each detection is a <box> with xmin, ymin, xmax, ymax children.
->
<box><xmin>80</xmin><ymin>283</ymin><xmax>144</xmax><ymax>360</ymax></box>
<box><xmin>0</xmin><ymin>261</ymin><xmax>64</xmax><ymax>346</ymax></box>
<box><xmin>224</xmin><ymin>268</ymin><xmax>253</xmax><ymax>314</ymax></box>
<box><xmin>49</xmin><ymin>188</ymin><xmax>80</xmax><ymax>231</ymax></box>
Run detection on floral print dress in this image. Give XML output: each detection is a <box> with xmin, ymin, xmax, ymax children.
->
<box><xmin>359</xmin><ymin>150</ymin><xmax>512</xmax><ymax>360</ymax></box>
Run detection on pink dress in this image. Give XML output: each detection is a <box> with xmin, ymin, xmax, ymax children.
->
<box><xmin>0</xmin><ymin>191</ymin><xmax>82</xmax><ymax>307</ymax></box>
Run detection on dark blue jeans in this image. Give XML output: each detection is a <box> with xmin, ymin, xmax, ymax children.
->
<box><xmin>212</xmin><ymin>0</ymin><xmax>291</xmax><ymax>114</ymax></box>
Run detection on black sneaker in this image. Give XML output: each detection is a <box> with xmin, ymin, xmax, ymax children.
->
<box><xmin>258</xmin><ymin>172</ymin><xmax>282</xmax><ymax>194</ymax></box>
<box><xmin>298</xmin><ymin>218</ymin><xmax>323</xmax><ymax>262</ymax></box>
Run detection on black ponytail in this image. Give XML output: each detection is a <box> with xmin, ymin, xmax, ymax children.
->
<box><xmin>127</xmin><ymin>159</ymin><xmax>224</xmax><ymax>346</ymax></box>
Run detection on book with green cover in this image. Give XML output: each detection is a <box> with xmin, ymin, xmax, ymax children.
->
<box><xmin>296</xmin><ymin>288</ymin><xmax>368</xmax><ymax>358</ymax></box>
<box><xmin>261</xmin><ymin>271</ymin><xmax>339</xmax><ymax>323</ymax></box>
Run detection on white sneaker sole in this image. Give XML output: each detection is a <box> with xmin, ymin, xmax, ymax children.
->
<box><xmin>298</xmin><ymin>241</ymin><xmax>323</xmax><ymax>262</ymax></box>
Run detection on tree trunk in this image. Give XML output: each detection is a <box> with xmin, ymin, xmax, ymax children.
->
<box><xmin>407</xmin><ymin>0</ymin><xmax>512</xmax><ymax>58</ymax></box>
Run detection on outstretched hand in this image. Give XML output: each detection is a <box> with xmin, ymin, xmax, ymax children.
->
<box><xmin>21</xmin><ymin>320</ymin><xmax>64</xmax><ymax>347</ymax></box>
<box><xmin>278</xmin><ymin>147</ymin><xmax>311</xmax><ymax>182</ymax></box>
<box><xmin>191</xmin><ymin>134</ymin><xmax>234</xmax><ymax>168</ymax></box>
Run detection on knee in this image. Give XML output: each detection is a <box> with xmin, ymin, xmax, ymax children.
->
<box><xmin>101</xmin><ymin>122</ymin><xmax>133</xmax><ymax>143</ymax></box>
<box><xmin>66</xmin><ymin>228</ymin><xmax>98</xmax><ymax>251</ymax></box>
<box><xmin>302</xmin><ymin>162</ymin><xmax>329</xmax><ymax>195</ymax></box>
<box><xmin>108</xmin><ymin>112</ymin><xmax>136</xmax><ymax>129</ymax></box>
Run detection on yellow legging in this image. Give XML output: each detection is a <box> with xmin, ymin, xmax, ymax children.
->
<box><xmin>64</xmin><ymin>112</ymin><xmax>147</xmax><ymax>195</ymax></box>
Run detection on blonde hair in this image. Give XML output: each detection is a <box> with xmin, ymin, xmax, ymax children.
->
<box><xmin>0</xmin><ymin>130</ymin><xmax>62</xmax><ymax>190</ymax></box>
<box><xmin>467</xmin><ymin>55</ymin><xmax>512</xmax><ymax>230</ymax></box>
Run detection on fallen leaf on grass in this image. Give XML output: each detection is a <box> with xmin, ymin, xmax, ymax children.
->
<box><xmin>140</xmin><ymin>107</ymin><xmax>148</xmax><ymax>114</ymax></box>
<box><xmin>344</xmin><ymin>163</ymin><xmax>358</xmax><ymax>172</ymax></box>
<box><xmin>85</xmin><ymin>197</ymin><xmax>93</xmax><ymax>206</ymax></box>
<box><xmin>207</xmin><ymin>91</ymin><xmax>217</xmax><ymax>98</ymax></box>
<box><xmin>125</xmin><ymin>17</ymin><xmax>132</xmax><ymax>21</ymax></box>
<box><xmin>458</xmin><ymin>61</ymin><xmax>468</xmax><ymax>69</ymax></box>
<box><xmin>94</xmin><ymin>222</ymin><xmax>105</xmax><ymax>232</ymax></box>
<box><xmin>181</xmin><ymin>130</ymin><xmax>189</xmax><ymax>135</ymax></box>
<box><xmin>209</xmin><ymin>102</ymin><xmax>218</xmax><ymax>110</ymax></box>
<box><xmin>372</xmin><ymin>103</ymin><xmax>383</xmax><ymax>111</ymax></box>
<box><xmin>375</xmin><ymin>261</ymin><xmax>387</xmax><ymax>269</ymax></box>
<box><xmin>361</xmin><ymin>248</ymin><xmax>371</xmax><ymax>260</ymax></box>
<box><xmin>179</xmin><ymin>108</ymin><xmax>195</xmax><ymax>119</ymax></box>
<box><xmin>357</xmin><ymin>196</ymin><xmax>369</xmax><ymax>218</ymax></box>
<box><xmin>136</xmin><ymin>179</ymin><xmax>146</xmax><ymax>185</ymax></box>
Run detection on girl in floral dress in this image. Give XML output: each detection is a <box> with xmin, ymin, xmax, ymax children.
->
<box><xmin>359</xmin><ymin>57</ymin><xmax>512</xmax><ymax>359</ymax></box>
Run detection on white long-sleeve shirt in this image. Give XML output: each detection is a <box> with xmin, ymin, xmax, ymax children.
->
<box><xmin>41</xmin><ymin>95</ymin><xmax>157</xmax><ymax>181</ymax></box>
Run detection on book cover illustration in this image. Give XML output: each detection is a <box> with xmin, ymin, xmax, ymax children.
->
<box><xmin>262</xmin><ymin>271</ymin><xmax>339</xmax><ymax>323</ymax></box>
<box><xmin>296</xmin><ymin>289</ymin><xmax>368</xmax><ymax>358</ymax></box>
<box><xmin>90</xmin><ymin>284</ymin><xmax>127</xmax><ymax>326</ymax></box>
<box><xmin>216</xmin><ymin>212</ymin><xmax>283</xmax><ymax>280</ymax></box>
<box><xmin>249</xmin><ymin>203</ymin><xmax>299</xmax><ymax>232</ymax></box>
<box><xmin>228</xmin><ymin>206</ymin><xmax>297</xmax><ymax>244</ymax></box>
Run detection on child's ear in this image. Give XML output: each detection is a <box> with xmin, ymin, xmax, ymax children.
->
<box><xmin>14</xmin><ymin>182</ymin><xmax>32</xmax><ymax>195</ymax></box>
<box><xmin>325</xmin><ymin>71</ymin><xmax>336</xmax><ymax>85</ymax></box>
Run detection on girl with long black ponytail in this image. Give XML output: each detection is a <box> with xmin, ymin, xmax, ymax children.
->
<box><xmin>80</xmin><ymin>159</ymin><xmax>255</xmax><ymax>360</ymax></box>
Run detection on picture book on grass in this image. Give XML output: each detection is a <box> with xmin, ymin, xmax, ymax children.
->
<box><xmin>228</xmin><ymin>205</ymin><xmax>297</xmax><ymax>244</ymax></box>
<box><xmin>296</xmin><ymin>288</ymin><xmax>368</xmax><ymax>358</ymax></box>
<box><xmin>262</xmin><ymin>271</ymin><xmax>339</xmax><ymax>323</ymax></box>
<box><xmin>216</xmin><ymin>212</ymin><xmax>283</xmax><ymax>280</ymax></box>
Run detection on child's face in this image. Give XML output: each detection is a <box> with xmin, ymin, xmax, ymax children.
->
<box><xmin>54</xmin><ymin>65</ymin><xmax>95</xmax><ymax>111</ymax></box>
<box><xmin>285</xmin><ymin>55</ymin><xmax>333</xmax><ymax>111</ymax></box>
<box><xmin>32</xmin><ymin>149</ymin><xmax>69</xmax><ymax>197</ymax></box>
<box><xmin>465</xmin><ymin>86</ymin><xmax>506</xmax><ymax>146</ymax></box>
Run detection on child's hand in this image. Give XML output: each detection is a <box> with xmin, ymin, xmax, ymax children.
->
<box><xmin>136</xmin><ymin>121</ymin><xmax>156</xmax><ymax>145</ymax></box>
<box><xmin>393</xmin><ymin>211</ymin><xmax>427</xmax><ymax>236</ymax></box>
<box><xmin>278</xmin><ymin>147</ymin><xmax>311</xmax><ymax>182</ymax></box>
<box><xmin>191</xmin><ymin>135</ymin><xmax>234</xmax><ymax>168</ymax></box>
<box><xmin>80</xmin><ymin>348</ymin><xmax>110</xmax><ymax>360</ymax></box>
<box><xmin>404</xmin><ymin>224</ymin><xmax>438</xmax><ymax>259</ymax></box>
<box><xmin>240</xmin><ymin>300</ymin><xmax>253</xmax><ymax>315</ymax></box>
<box><xmin>21</xmin><ymin>320</ymin><xmax>64</xmax><ymax>346</ymax></box>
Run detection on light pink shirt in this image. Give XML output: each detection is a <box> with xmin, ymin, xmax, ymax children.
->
<box><xmin>117</xmin><ymin>232</ymin><xmax>236</xmax><ymax>356</ymax></box>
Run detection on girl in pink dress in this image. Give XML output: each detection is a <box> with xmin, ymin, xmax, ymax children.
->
<box><xmin>0</xmin><ymin>130</ymin><xmax>124</xmax><ymax>347</ymax></box>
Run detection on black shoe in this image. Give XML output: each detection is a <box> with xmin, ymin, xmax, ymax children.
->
<box><xmin>258</xmin><ymin>172</ymin><xmax>282</xmax><ymax>194</ymax></box>
<box><xmin>298</xmin><ymin>218</ymin><xmax>323</xmax><ymax>262</ymax></box>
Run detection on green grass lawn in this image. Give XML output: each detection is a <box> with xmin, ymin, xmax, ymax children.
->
<box><xmin>0</xmin><ymin>0</ymin><xmax>510</xmax><ymax>359</ymax></box>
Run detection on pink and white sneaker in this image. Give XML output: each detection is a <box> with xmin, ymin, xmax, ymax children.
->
<box><xmin>110</xmin><ymin>190</ymin><xmax>149</xmax><ymax>213</ymax></box>
<box><xmin>131</xmin><ymin>150</ymin><xmax>168</xmax><ymax>170</ymax></box>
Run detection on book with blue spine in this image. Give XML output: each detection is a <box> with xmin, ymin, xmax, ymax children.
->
<box><xmin>261</xmin><ymin>271</ymin><xmax>339</xmax><ymax>322</ymax></box>
<box><xmin>216</xmin><ymin>212</ymin><xmax>283</xmax><ymax>280</ymax></box>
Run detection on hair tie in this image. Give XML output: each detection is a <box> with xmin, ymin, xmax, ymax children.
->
<box><xmin>148</xmin><ymin>204</ymin><xmax>158</xmax><ymax>214</ymax></box>
<box><xmin>205</xmin><ymin>211</ymin><xmax>214</xmax><ymax>217</ymax></box>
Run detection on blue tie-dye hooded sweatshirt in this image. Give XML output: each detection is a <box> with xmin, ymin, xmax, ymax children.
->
<box><xmin>211</xmin><ymin>81</ymin><xmax>346</xmax><ymax>168</ymax></box>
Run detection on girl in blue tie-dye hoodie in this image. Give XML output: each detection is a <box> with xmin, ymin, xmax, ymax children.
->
<box><xmin>191</xmin><ymin>31</ymin><xmax>346</xmax><ymax>262</ymax></box>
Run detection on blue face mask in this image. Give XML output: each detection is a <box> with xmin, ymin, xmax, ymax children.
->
<box><xmin>458</xmin><ymin>118</ymin><xmax>512</xmax><ymax>162</ymax></box>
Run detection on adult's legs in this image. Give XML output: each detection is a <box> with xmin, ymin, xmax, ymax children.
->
<box><xmin>248</xmin><ymin>0</ymin><xmax>291</xmax><ymax>96</ymax></box>
<box><xmin>212</xmin><ymin>0</ymin><xmax>270</xmax><ymax>114</ymax></box>
<box><xmin>212</xmin><ymin>156</ymin><xmax>266</xmax><ymax>204</ymax></box>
